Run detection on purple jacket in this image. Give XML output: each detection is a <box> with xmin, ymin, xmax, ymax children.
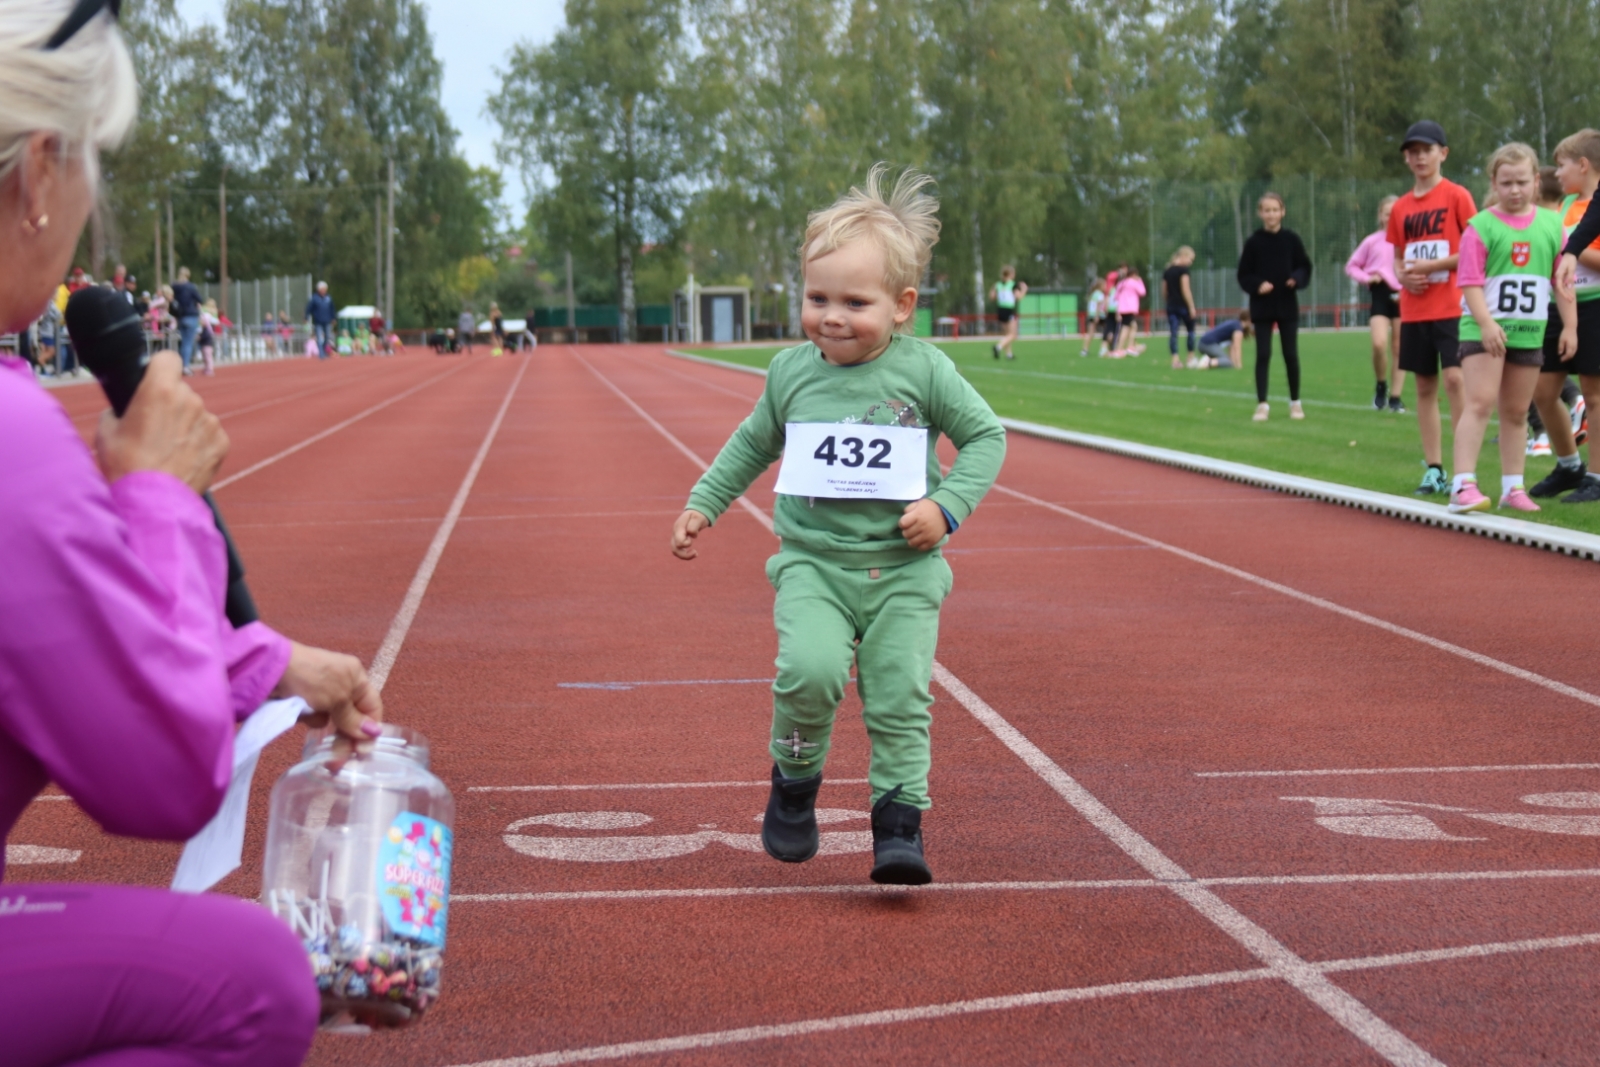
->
<box><xmin>0</xmin><ymin>358</ymin><xmax>289</xmax><ymax>880</ymax></box>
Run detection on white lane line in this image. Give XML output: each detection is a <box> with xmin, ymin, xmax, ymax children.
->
<box><xmin>957</xmin><ymin>362</ymin><xmax>1377</xmax><ymax>411</ymax></box>
<box><xmin>619</xmin><ymin>350</ymin><xmax>764</xmax><ymax>401</ymax></box>
<box><xmin>368</xmin><ymin>357</ymin><xmax>530</xmax><ymax>689</ymax></box>
<box><xmin>452</xmin><ymin>878</ymin><xmax>1156</xmax><ymax>904</ymax></box>
<box><xmin>451</xmin><ymin>867</ymin><xmax>1600</xmax><ymax>905</ymax></box>
<box><xmin>584</xmin><ymin>353</ymin><xmax>1441</xmax><ymax>1067</ymax></box>
<box><xmin>1198</xmin><ymin>763</ymin><xmax>1600</xmax><ymax>778</ymax></box>
<box><xmin>211</xmin><ymin>361</ymin><xmax>473</xmax><ymax>492</ymax></box>
<box><xmin>5</xmin><ymin>845</ymin><xmax>82</xmax><ymax>864</ymax></box>
<box><xmin>573</xmin><ymin>350</ymin><xmax>773</xmax><ymax>531</ymax></box>
<box><xmin>933</xmin><ymin>666</ymin><xmax>1443</xmax><ymax>1067</ymax></box>
<box><xmin>558</xmin><ymin>678</ymin><xmax>775</xmax><ymax>690</ymax></box>
<box><xmin>468</xmin><ymin>778</ymin><xmax>869</xmax><ymax>793</ymax></box>
<box><xmin>30</xmin><ymin>795</ymin><xmax>70</xmax><ymax>802</ymax></box>
<box><xmin>441</xmin><ymin>931</ymin><xmax>1600</xmax><ymax>1067</ymax></box>
<box><xmin>228</xmin><ymin>510</ymin><xmax>685</xmax><ymax>530</ymax></box>
<box><xmin>991</xmin><ymin>481</ymin><xmax>1600</xmax><ymax>712</ymax></box>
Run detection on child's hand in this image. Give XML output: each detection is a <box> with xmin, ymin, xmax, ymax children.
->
<box><xmin>1257</xmin><ymin>281</ymin><xmax>1274</xmax><ymax>295</ymax></box>
<box><xmin>899</xmin><ymin>499</ymin><xmax>949</xmax><ymax>551</ymax></box>
<box><xmin>671</xmin><ymin>509</ymin><xmax>710</xmax><ymax>560</ymax></box>
<box><xmin>1481</xmin><ymin>322</ymin><xmax>1507</xmax><ymax>360</ymax></box>
<box><xmin>1561</xmin><ymin>326</ymin><xmax>1579</xmax><ymax>362</ymax></box>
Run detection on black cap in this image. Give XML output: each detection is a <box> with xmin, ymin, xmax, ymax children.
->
<box><xmin>1402</xmin><ymin>120</ymin><xmax>1447</xmax><ymax>149</ymax></box>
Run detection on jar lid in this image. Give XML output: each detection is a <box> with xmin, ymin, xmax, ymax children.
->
<box><xmin>300</xmin><ymin>723</ymin><xmax>431</xmax><ymax>769</ymax></box>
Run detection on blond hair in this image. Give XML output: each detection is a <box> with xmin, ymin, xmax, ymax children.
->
<box><xmin>802</xmin><ymin>163</ymin><xmax>940</xmax><ymax>304</ymax></box>
<box><xmin>1169</xmin><ymin>245</ymin><xmax>1195</xmax><ymax>265</ymax></box>
<box><xmin>1555</xmin><ymin>129</ymin><xmax>1600</xmax><ymax>170</ymax></box>
<box><xmin>0</xmin><ymin>0</ymin><xmax>137</xmax><ymax>189</ymax></box>
<box><xmin>1486</xmin><ymin>142</ymin><xmax>1539</xmax><ymax>182</ymax></box>
<box><xmin>1377</xmin><ymin>194</ymin><xmax>1398</xmax><ymax>222</ymax></box>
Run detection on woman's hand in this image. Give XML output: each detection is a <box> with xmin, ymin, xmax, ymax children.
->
<box><xmin>273</xmin><ymin>643</ymin><xmax>383</xmax><ymax>760</ymax></box>
<box><xmin>1257</xmin><ymin>281</ymin><xmax>1274</xmax><ymax>295</ymax></box>
<box><xmin>94</xmin><ymin>351</ymin><xmax>228</xmax><ymax>493</ymax></box>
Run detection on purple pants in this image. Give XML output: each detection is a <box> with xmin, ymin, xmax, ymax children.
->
<box><xmin>0</xmin><ymin>883</ymin><xmax>318</xmax><ymax>1067</ymax></box>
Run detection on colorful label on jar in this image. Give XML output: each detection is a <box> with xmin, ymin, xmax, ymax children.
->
<box><xmin>377</xmin><ymin>812</ymin><xmax>452</xmax><ymax>948</ymax></box>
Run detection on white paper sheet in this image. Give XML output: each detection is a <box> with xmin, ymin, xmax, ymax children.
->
<box><xmin>171</xmin><ymin>697</ymin><xmax>307</xmax><ymax>893</ymax></box>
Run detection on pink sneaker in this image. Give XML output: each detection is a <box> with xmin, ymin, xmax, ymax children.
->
<box><xmin>1499</xmin><ymin>487</ymin><xmax>1541</xmax><ymax>512</ymax></box>
<box><xmin>1448</xmin><ymin>483</ymin><xmax>1491</xmax><ymax>513</ymax></box>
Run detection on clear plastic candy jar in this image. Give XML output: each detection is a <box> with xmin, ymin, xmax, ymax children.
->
<box><xmin>261</xmin><ymin>725</ymin><xmax>455</xmax><ymax>1028</ymax></box>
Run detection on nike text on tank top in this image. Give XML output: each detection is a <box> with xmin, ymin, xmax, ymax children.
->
<box><xmin>1458</xmin><ymin>208</ymin><xmax>1562</xmax><ymax>347</ymax></box>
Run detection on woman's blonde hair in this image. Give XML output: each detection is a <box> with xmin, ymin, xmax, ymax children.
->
<box><xmin>1377</xmin><ymin>194</ymin><xmax>1398</xmax><ymax>222</ymax></box>
<box><xmin>802</xmin><ymin>163</ymin><xmax>940</xmax><ymax>306</ymax></box>
<box><xmin>0</xmin><ymin>0</ymin><xmax>138</xmax><ymax>190</ymax></box>
<box><xmin>1486</xmin><ymin>142</ymin><xmax>1539</xmax><ymax>183</ymax></box>
<box><xmin>1170</xmin><ymin>245</ymin><xmax>1195</xmax><ymax>265</ymax></box>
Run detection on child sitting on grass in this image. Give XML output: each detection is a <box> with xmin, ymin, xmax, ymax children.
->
<box><xmin>1448</xmin><ymin>142</ymin><xmax>1576</xmax><ymax>514</ymax></box>
<box><xmin>670</xmin><ymin>165</ymin><xmax>1006</xmax><ymax>885</ymax></box>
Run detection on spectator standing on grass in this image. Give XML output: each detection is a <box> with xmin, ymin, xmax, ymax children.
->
<box><xmin>1110</xmin><ymin>264</ymin><xmax>1146</xmax><ymax>357</ymax></box>
<box><xmin>1163</xmin><ymin>246</ymin><xmax>1198</xmax><ymax>369</ymax></box>
<box><xmin>1389</xmin><ymin>121</ymin><xmax>1477</xmax><ymax>495</ymax></box>
<box><xmin>1238</xmin><ymin>191</ymin><xmax>1312</xmax><ymax>422</ymax></box>
<box><xmin>1080</xmin><ymin>279</ymin><xmax>1107</xmax><ymax>357</ymax></box>
<box><xmin>989</xmin><ymin>265</ymin><xmax>1026</xmax><ymax>360</ymax></box>
<box><xmin>458</xmin><ymin>307</ymin><xmax>476</xmax><ymax>354</ymax></box>
<box><xmin>1196</xmin><ymin>312</ymin><xmax>1252</xmax><ymax>368</ymax></box>
<box><xmin>169</xmin><ymin>265</ymin><xmax>203</xmax><ymax>372</ymax></box>
<box><xmin>305</xmin><ymin>280</ymin><xmax>334</xmax><ymax>359</ymax></box>
<box><xmin>1346</xmin><ymin>196</ymin><xmax>1405</xmax><ymax>412</ymax></box>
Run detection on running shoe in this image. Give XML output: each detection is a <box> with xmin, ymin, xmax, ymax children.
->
<box><xmin>869</xmin><ymin>786</ymin><xmax>932</xmax><ymax>886</ymax></box>
<box><xmin>1415</xmin><ymin>465</ymin><xmax>1449</xmax><ymax>495</ymax></box>
<box><xmin>1528</xmin><ymin>462</ymin><xmax>1588</xmax><ymax>497</ymax></box>
<box><xmin>1499</xmin><ymin>487</ymin><xmax>1540</xmax><ymax>512</ymax></box>
<box><xmin>1527</xmin><ymin>433</ymin><xmax>1552</xmax><ymax>457</ymax></box>
<box><xmin>1252</xmin><ymin>402</ymin><xmax>1269</xmax><ymax>422</ymax></box>
<box><xmin>1374</xmin><ymin>383</ymin><xmax>1387</xmax><ymax>410</ymax></box>
<box><xmin>1562</xmin><ymin>474</ymin><xmax>1600</xmax><ymax>504</ymax></box>
<box><xmin>992</xmin><ymin>345</ymin><xmax>1001</xmax><ymax>359</ymax></box>
<box><xmin>1448</xmin><ymin>482</ymin><xmax>1491</xmax><ymax>513</ymax></box>
<box><xmin>1574</xmin><ymin>395</ymin><xmax>1588</xmax><ymax>444</ymax></box>
<box><xmin>1289</xmin><ymin>401</ymin><xmax>1305</xmax><ymax>420</ymax></box>
<box><xmin>761</xmin><ymin>764</ymin><xmax>822</xmax><ymax>863</ymax></box>
<box><xmin>1130</xmin><ymin>344</ymin><xmax>1146</xmax><ymax>355</ymax></box>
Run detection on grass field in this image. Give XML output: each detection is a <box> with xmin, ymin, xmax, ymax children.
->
<box><xmin>677</xmin><ymin>333</ymin><xmax>1600</xmax><ymax>537</ymax></box>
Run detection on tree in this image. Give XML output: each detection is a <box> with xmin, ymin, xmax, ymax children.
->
<box><xmin>491</xmin><ymin>0</ymin><xmax>700</xmax><ymax>339</ymax></box>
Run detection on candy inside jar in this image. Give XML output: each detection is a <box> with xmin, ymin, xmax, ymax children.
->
<box><xmin>261</xmin><ymin>726</ymin><xmax>454</xmax><ymax>1028</ymax></box>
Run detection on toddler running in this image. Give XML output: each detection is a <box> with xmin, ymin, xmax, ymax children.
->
<box><xmin>671</xmin><ymin>166</ymin><xmax>1006</xmax><ymax>885</ymax></box>
<box><xmin>1447</xmin><ymin>143</ymin><xmax>1575</xmax><ymax>514</ymax></box>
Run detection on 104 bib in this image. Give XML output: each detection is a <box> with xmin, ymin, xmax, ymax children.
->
<box><xmin>774</xmin><ymin>422</ymin><xmax>929</xmax><ymax>500</ymax></box>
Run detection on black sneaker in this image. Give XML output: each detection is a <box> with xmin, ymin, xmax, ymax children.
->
<box><xmin>1529</xmin><ymin>462</ymin><xmax>1588</xmax><ymax>498</ymax></box>
<box><xmin>869</xmin><ymin>785</ymin><xmax>932</xmax><ymax>885</ymax></box>
<box><xmin>761</xmin><ymin>764</ymin><xmax>821</xmax><ymax>863</ymax></box>
<box><xmin>1387</xmin><ymin>397</ymin><xmax>1406</xmax><ymax>414</ymax></box>
<box><xmin>992</xmin><ymin>345</ymin><xmax>1001</xmax><ymax>359</ymax></box>
<box><xmin>1562</xmin><ymin>474</ymin><xmax>1600</xmax><ymax>504</ymax></box>
<box><xmin>1374</xmin><ymin>383</ymin><xmax>1387</xmax><ymax>410</ymax></box>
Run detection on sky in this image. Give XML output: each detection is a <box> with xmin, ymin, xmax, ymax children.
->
<box><xmin>172</xmin><ymin>0</ymin><xmax>565</xmax><ymax>207</ymax></box>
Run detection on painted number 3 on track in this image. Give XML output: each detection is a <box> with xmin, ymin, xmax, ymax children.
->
<box><xmin>774</xmin><ymin>422</ymin><xmax>928</xmax><ymax>501</ymax></box>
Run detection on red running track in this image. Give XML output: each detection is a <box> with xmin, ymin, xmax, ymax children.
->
<box><xmin>13</xmin><ymin>344</ymin><xmax>1600</xmax><ymax>1065</ymax></box>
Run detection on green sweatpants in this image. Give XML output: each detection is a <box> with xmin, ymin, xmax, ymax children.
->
<box><xmin>765</xmin><ymin>549</ymin><xmax>953</xmax><ymax>810</ymax></box>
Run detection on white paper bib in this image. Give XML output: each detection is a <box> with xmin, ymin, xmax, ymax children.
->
<box><xmin>1405</xmin><ymin>239</ymin><xmax>1451</xmax><ymax>284</ymax></box>
<box><xmin>774</xmin><ymin>422</ymin><xmax>929</xmax><ymax>501</ymax></box>
<box><xmin>1483</xmin><ymin>274</ymin><xmax>1551</xmax><ymax>320</ymax></box>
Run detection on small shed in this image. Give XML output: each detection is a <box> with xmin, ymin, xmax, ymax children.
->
<box><xmin>336</xmin><ymin>305</ymin><xmax>378</xmax><ymax>334</ymax></box>
<box><xmin>672</xmin><ymin>285</ymin><xmax>750</xmax><ymax>344</ymax></box>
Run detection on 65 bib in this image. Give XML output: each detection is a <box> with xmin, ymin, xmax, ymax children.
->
<box><xmin>774</xmin><ymin>423</ymin><xmax>928</xmax><ymax>500</ymax></box>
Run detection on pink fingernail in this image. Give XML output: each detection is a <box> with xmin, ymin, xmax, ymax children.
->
<box><xmin>361</xmin><ymin>720</ymin><xmax>383</xmax><ymax>738</ymax></box>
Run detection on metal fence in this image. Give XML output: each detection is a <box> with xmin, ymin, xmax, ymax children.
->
<box><xmin>193</xmin><ymin>274</ymin><xmax>316</xmax><ymax>338</ymax></box>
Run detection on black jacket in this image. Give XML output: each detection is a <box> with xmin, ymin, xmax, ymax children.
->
<box><xmin>1237</xmin><ymin>228</ymin><xmax>1312</xmax><ymax>319</ymax></box>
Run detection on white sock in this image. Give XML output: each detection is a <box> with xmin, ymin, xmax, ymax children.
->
<box><xmin>1558</xmin><ymin>452</ymin><xmax>1583</xmax><ymax>470</ymax></box>
<box><xmin>1452</xmin><ymin>473</ymin><xmax>1476</xmax><ymax>494</ymax></box>
<box><xmin>1502</xmin><ymin>474</ymin><xmax>1524</xmax><ymax>496</ymax></box>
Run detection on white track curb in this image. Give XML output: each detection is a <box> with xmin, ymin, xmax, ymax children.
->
<box><xmin>664</xmin><ymin>348</ymin><xmax>1600</xmax><ymax>563</ymax></box>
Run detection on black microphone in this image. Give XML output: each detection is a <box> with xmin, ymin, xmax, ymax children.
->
<box><xmin>66</xmin><ymin>287</ymin><xmax>260</xmax><ymax>628</ymax></box>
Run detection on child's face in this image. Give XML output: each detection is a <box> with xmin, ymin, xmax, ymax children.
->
<box><xmin>801</xmin><ymin>239</ymin><xmax>916</xmax><ymax>366</ymax></box>
<box><xmin>1555</xmin><ymin>154</ymin><xmax>1594</xmax><ymax>195</ymax></box>
<box><xmin>1493</xmin><ymin>161</ymin><xmax>1536</xmax><ymax>214</ymax></box>
<box><xmin>1257</xmin><ymin>198</ymin><xmax>1284</xmax><ymax>230</ymax></box>
<box><xmin>1403</xmin><ymin>143</ymin><xmax>1447</xmax><ymax>181</ymax></box>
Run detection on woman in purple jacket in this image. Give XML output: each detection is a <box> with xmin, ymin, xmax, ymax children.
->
<box><xmin>0</xmin><ymin>1</ymin><xmax>383</xmax><ymax>1063</ymax></box>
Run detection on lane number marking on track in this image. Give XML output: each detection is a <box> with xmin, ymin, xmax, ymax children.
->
<box><xmin>1287</xmin><ymin>791</ymin><xmax>1600</xmax><ymax>841</ymax></box>
<box><xmin>6</xmin><ymin>845</ymin><xmax>82</xmax><ymax>865</ymax></box>
<box><xmin>501</xmin><ymin>809</ymin><xmax>871</xmax><ymax>862</ymax></box>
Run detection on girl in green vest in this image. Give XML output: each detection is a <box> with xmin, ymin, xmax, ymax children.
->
<box><xmin>1450</xmin><ymin>143</ymin><xmax>1578</xmax><ymax>514</ymax></box>
<box><xmin>989</xmin><ymin>265</ymin><xmax>1027</xmax><ymax>359</ymax></box>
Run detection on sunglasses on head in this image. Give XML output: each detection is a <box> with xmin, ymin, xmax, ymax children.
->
<box><xmin>43</xmin><ymin>0</ymin><xmax>121</xmax><ymax>50</ymax></box>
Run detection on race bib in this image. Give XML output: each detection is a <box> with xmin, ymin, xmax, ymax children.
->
<box><xmin>1484</xmin><ymin>274</ymin><xmax>1550</xmax><ymax>321</ymax></box>
<box><xmin>1405</xmin><ymin>239</ymin><xmax>1451</xmax><ymax>283</ymax></box>
<box><xmin>774</xmin><ymin>423</ymin><xmax>928</xmax><ymax>501</ymax></box>
<box><xmin>1576</xmin><ymin>261</ymin><xmax>1600</xmax><ymax>289</ymax></box>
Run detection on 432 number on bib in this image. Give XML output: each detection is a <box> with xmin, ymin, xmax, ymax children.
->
<box><xmin>812</xmin><ymin>434</ymin><xmax>893</xmax><ymax>469</ymax></box>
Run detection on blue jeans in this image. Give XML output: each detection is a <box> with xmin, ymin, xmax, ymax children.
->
<box><xmin>313</xmin><ymin>322</ymin><xmax>332</xmax><ymax>358</ymax></box>
<box><xmin>177</xmin><ymin>316</ymin><xmax>200</xmax><ymax>368</ymax></box>
<box><xmin>1167</xmin><ymin>310</ymin><xmax>1195</xmax><ymax>354</ymax></box>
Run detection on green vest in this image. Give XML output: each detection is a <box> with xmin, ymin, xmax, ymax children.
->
<box><xmin>1458</xmin><ymin>208</ymin><xmax>1562</xmax><ymax>348</ymax></box>
<box><xmin>995</xmin><ymin>280</ymin><xmax>1017</xmax><ymax>309</ymax></box>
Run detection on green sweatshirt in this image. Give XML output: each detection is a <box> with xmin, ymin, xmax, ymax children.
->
<box><xmin>686</xmin><ymin>333</ymin><xmax>1007</xmax><ymax>568</ymax></box>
